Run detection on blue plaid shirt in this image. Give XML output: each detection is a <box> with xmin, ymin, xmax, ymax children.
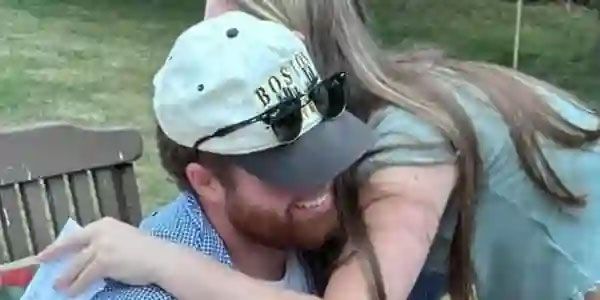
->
<box><xmin>93</xmin><ymin>192</ymin><xmax>235</xmax><ymax>299</ymax></box>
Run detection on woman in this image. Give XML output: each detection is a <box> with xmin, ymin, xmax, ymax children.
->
<box><xmin>40</xmin><ymin>1</ymin><xmax>600</xmax><ymax>299</ymax></box>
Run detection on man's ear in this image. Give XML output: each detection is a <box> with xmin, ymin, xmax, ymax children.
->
<box><xmin>185</xmin><ymin>162</ymin><xmax>226</xmax><ymax>204</ymax></box>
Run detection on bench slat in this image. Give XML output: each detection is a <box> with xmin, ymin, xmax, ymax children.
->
<box><xmin>93</xmin><ymin>168</ymin><xmax>121</xmax><ymax>219</ymax></box>
<box><xmin>46</xmin><ymin>175</ymin><xmax>72</xmax><ymax>234</ymax></box>
<box><xmin>0</xmin><ymin>223</ymin><xmax>9</xmax><ymax>263</ymax></box>
<box><xmin>119</xmin><ymin>165</ymin><xmax>142</xmax><ymax>226</ymax></box>
<box><xmin>69</xmin><ymin>172</ymin><xmax>98</xmax><ymax>226</ymax></box>
<box><xmin>20</xmin><ymin>181</ymin><xmax>53</xmax><ymax>253</ymax></box>
<box><xmin>0</xmin><ymin>185</ymin><xmax>31</xmax><ymax>260</ymax></box>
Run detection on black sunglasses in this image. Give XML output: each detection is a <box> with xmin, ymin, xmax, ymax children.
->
<box><xmin>193</xmin><ymin>72</ymin><xmax>348</xmax><ymax>149</ymax></box>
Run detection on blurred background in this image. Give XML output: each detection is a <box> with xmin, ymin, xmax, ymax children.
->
<box><xmin>1</xmin><ymin>0</ymin><xmax>598</xmax><ymax>215</ymax></box>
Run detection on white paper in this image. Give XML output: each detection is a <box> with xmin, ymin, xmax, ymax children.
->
<box><xmin>21</xmin><ymin>218</ymin><xmax>106</xmax><ymax>300</ymax></box>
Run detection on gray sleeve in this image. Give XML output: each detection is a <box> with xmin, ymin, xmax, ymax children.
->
<box><xmin>358</xmin><ymin>106</ymin><xmax>457</xmax><ymax>179</ymax></box>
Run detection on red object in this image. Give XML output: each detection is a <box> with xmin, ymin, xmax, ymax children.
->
<box><xmin>0</xmin><ymin>268</ymin><xmax>34</xmax><ymax>287</ymax></box>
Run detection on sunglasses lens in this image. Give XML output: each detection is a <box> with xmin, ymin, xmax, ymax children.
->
<box><xmin>310</xmin><ymin>84</ymin><xmax>331</xmax><ymax>116</ymax></box>
<box><xmin>272</xmin><ymin>99</ymin><xmax>303</xmax><ymax>142</ymax></box>
<box><xmin>326</xmin><ymin>76</ymin><xmax>346</xmax><ymax>117</ymax></box>
<box><xmin>310</xmin><ymin>73</ymin><xmax>346</xmax><ymax>119</ymax></box>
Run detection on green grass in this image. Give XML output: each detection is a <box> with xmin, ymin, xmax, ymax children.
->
<box><xmin>371</xmin><ymin>0</ymin><xmax>600</xmax><ymax>102</ymax></box>
<box><xmin>1</xmin><ymin>0</ymin><xmax>598</xmax><ymax>214</ymax></box>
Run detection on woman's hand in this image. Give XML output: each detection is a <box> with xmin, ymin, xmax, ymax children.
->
<box><xmin>37</xmin><ymin>217</ymin><xmax>173</xmax><ymax>297</ymax></box>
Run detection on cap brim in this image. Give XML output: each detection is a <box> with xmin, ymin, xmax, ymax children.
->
<box><xmin>229</xmin><ymin>111</ymin><xmax>374</xmax><ymax>190</ymax></box>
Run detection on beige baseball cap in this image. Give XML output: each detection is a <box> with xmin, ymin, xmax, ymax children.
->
<box><xmin>153</xmin><ymin>11</ymin><xmax>374</xmax><ymax>188</ymax></box>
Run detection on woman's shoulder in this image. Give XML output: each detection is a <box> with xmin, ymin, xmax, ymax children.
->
<box><xmin>368</xmin><ymin>105</ymin><xmax>448</xmax><ymax>143</ymax></box>
<box><xmin>358</xmin><ymin>105</ymin><xmax>456</xmax><ymax>180</ymax></box>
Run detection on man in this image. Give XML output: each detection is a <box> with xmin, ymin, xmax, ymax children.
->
<box><xmin>90</xmin><ymin>11</ymin><xmax>374</xmax><ymax>299</ymax></box>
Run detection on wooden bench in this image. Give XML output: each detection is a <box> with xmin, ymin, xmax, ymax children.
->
<box><xmin>0</xmin><ymin>123</ymin><xmax>143</xmax><ymax>262</ymax></box>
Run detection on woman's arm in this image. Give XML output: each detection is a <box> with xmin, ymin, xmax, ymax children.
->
<box><xmin>157</xmin><ymin>243</ymin><xmax>319</xmax><ymax>300</ymax></box>
<box><xmin>40</xmin><ymin>164</ymin><xmax>455</xmax><ymax>300</ymax></box>
<box><xmin>154</xmin><ymin>164</ymin><xmax>456</xmax><ymax>300</ymax></box>
<box><xmin>323</xmin><ymin>164</ymin><xmax>456</xmax><ymax>300</ymax></box>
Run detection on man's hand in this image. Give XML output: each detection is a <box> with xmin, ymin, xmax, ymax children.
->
<box><xmin>37</xmin><ymin>217</ymin><xmax>173</xmax><ymax>297</ymax></box>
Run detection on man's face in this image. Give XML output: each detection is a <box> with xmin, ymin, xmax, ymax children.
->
<box><xmin>224</xmin><ymin>166</ymin><xmax>338</xmax><ymax>250</ymax></box>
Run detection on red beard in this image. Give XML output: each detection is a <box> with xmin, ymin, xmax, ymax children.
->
<box><xmin>225</xmin><ymin>196</ymin><xmax>338</xmax><ymax>250</ymax></box>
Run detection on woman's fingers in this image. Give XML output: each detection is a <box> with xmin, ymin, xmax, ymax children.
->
<box><xmin>54</xmin><ymin>247</ymin><xmax>95</xmax><ymax>291</ymax></box>
<box><xmin>66</xmin><ymin>258</ymin><xmax>105</xmax><ymax>297</ymax></box>
<box><xmin>36</xmin><ymin>217</ymin><xmax>163</xmax><ymax>295</ymax></box>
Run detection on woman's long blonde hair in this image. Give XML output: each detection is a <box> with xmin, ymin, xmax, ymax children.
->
<box><xmin>232</xmin><ymin>1</ymin><xmax>600</xmax><ymax>299</ymax></box>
